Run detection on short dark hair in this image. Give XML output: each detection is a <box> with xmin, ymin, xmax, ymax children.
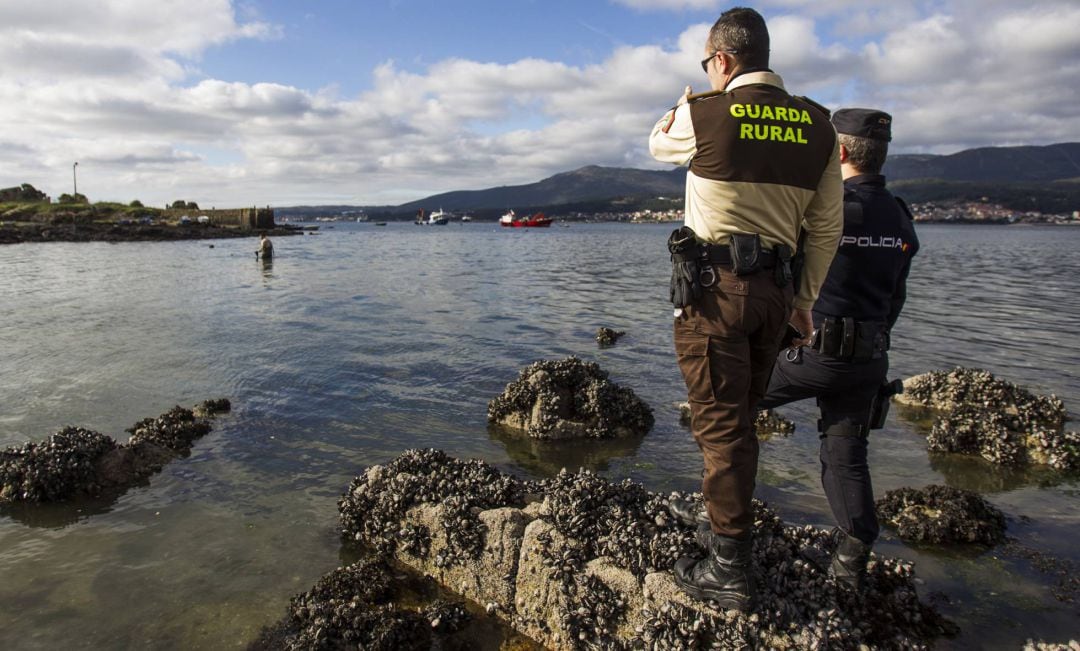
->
<box><xmin>708</xmin><ymin>7</ymin><xmax>770</xmax><ymax>70</ymax></box>
<box><xmin>839</xmin><ymin>134</ymin><xmax>888</xmax><ymax>174</ymax></box>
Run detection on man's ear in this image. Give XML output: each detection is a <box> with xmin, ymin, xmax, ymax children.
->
<box><xmin>838</xmin><ymin>143</ymin><xmax>849</xmax><ymax>163</ymax></box>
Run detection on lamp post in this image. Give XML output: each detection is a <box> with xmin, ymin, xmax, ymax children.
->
<box><xmin>72</xmin><ymin>161</ymin><xmax>79</xmax><ymax>198</ymax></box>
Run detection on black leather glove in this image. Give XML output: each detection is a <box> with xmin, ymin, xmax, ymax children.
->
<box><xmin>670</xmin><ymin>260</ymin><xmax>701</xmax><ymax>308</ymax></box>
<box><xmin>668</xmin><ymin>227</ymin><xmax>702</xmax><ymax>308</ymax></box>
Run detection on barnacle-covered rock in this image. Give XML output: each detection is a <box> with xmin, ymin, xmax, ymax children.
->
<box><xmin>897</xmin><ymin>368</ymin><xmax>1076</xmax><ymax>470</ymax></box>
<box><xmin>0</xmin><ymin>427</ymin><xmax>116</xmax><ymax>502</ymax></box>
<box><xmin>678</xmin><ymin>402</ymin><xmax>795</xmax><ymax>437</ymax></box>
<box><xmin>421</xmin><ymin>600</ymin><xmax>471</xmax><ymax>635</ymax></box>
<box><xmin>339</xmin><ymin>448</ymin><xmax>526</xmax><ymax>563</ymax></box>
<box><xmin>876</xmin><ymin>485</ymin><xmax>1007</xmax><ymax>545</ymax></box>
<box><xmin>193</xmin><ymin>398</ymin><xmax>232</xmax><ymax>418</ymax></box>
<box><xmin>595</xmin><ymin>327</ymin><xmax>625</xmax><ymax>346</ymax></box>
<box><xmin>1</xmin><ymin>399</ymin><xmax>229</xmax><ymax>506</ymax></box>
<box><xmin>901</xmin><ymin>369</ymin><xmax>1065</xmax><ymax>429</ymax></box>
<box><xmin>1023</xmin><ymin>640</ymin><xmax>1080</xmax><ymax>651</ymax></box>
<box><xmin>487</xmin><ymin>357</ymin><xmax>653</xmax><ymax>440</ymax></box>
<box><xmin>340</xmin><ymin>450</ymin><xmax>952</xmax><ymax>650</ymax></box>
<box><xmin>250</xmin><ymin>560</ymin><xmax>432</xmax><ymax>651</ymax></box>
<box><xmin>126</xmin><ymin>406</ymin><xmax>211</xmax><ymax>453</ymax></box>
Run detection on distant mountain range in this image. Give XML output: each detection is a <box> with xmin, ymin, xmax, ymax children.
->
<box><xmin>277</xmin><ymin>142</ymin><xmax>1080</xmax><ymax>219</ymax></box>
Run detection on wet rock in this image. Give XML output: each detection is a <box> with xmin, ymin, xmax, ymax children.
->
<box><xmin>487</xmin><ymin>357</ymin><xmax>653</xmax><ymax>440</ymax></box>
<box><xmin>897</xmin><ymin>368</ymin><xmax>1076</xmax><ymax>470</ymax></box>
<box><xmin>1004</xmin><ymin>540</ymin><xmax>1080</xmax><ymax>604</ymax></box>
<box><xmin>0</xmin><ymin>427</ymin><xmax>116</xmax><ymax>502</ymax></box>
<box><xmin>678</xmin><ymin>402</ymin><xmax>795</xmax><ymax>437</ymax></box>
<box><xmin>193</xmin><ymin>398</ymin><xmax>232</xmax><ymax>418</ymax></box>
<box><xmin>251</xmin><ymin>559</ymin><xmax>433</xmax><ymax>651</ymax></box>
<box><xmin>0</xmin><ymin>400</ymin><xmax>229</xmax><ymax>506</ymax></box>
<box><xmin>1023</xmin><ymin>641</ymin><xmax>1080</xmax><ymax>651</ymax></box>
<box><xmin>127</xmin><ymin>406</ymin><xmax>211</xmax><ymax>453</ymax></box>
<box><xmin>595</xmin><ymin>327</ymin><xmax>625</xmax><ymax>347</ymax></box>
<box><xmin>876</xmin><ymin>485</ymin><xmax>1006</xmax><ymax>546</ymax></box>
<box><xmin>421</xmin><ymin>599</ymin><xmax>471</xmax><ymax>635</ymax></box>
<box><xmin>340</xmin><ymin>450</ymin><xmax>953</xmax><ymax>649</ymax></box>
<box><xmin>339</xmin><ymin>449</ymin><xmax>527</xmax><ymax>563</ymax></box>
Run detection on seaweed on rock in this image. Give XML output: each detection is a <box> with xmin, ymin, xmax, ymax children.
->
<box><xmin>876</xmin><ymin>485</ymin><xmax>1007</xmax><ymax>546</ymax></box>
<box><xmin>487</xmin><ymin>357</ymin><xmax>653</xmax><ymax>440</ymax></box>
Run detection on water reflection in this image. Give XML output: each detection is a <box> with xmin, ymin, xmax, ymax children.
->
<box><xmin>487</xmin><ymin>424</ymin><xmax>645</xmax><ymax>478</ymax></box>
<box><xmin>892</xmin><ymin>402</ymin><xmax>1074</xmax><ymax>493</ymax></box>
<box><xmin>0</xmin><ymin>491</ymin><xmax>122</xmax><ymax>529</ymax></box>
<box><xmin>928</xmin><ymin>453</ymin><xmax>1071</xmax><ymax>494</ymax></box>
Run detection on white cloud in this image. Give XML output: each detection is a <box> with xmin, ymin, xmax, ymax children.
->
<box><xmin>611</xmin><ymin>0</ymin><xmax>722</xmax><ymax>10</ymax></box>
<box><xmin>1</xmin><ymin>0</ymin><xmax>1078</xmax><ymax>205</ymax></box>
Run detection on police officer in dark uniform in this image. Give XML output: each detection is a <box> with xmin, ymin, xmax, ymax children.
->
<box><xmin>669</xmin><ymin>108</ymin><xmax>918</xmax><ymax>592</ymax></box>
<box><xmin>759</xmin><ymin>108</ymin><xmax>918</xmax><ymax>589</ymax></box>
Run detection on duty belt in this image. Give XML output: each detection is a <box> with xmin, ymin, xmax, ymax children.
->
<box><xmin>811</xmin><ymin>317</ymin><xmax>889</xmax><ymax>362</ymax></box>
<box><xmin>702</xmin><ymin>245</ymin><xmax>777</xmax><ymax>269</ymax></box>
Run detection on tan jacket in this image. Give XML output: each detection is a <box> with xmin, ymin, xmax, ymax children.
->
<box><xmin>649</xmin><ymin>71</ymin><xmax>843</xmax><ymax>309</ymax></box>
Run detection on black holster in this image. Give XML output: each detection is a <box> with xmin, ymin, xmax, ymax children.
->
<box><xmin>814</xmin><ymin>318</ymin><xmax>888</xmax><ymax>362</ymax></box>
<box><xmin>868</xmin><ymin>379</ymin><xmax>904</xmax><ymax>430</ymax></box>
<box><xmin>773</xmin><ymin>243</ymin><xmax>793</xmax><ymax>288</ymax></box>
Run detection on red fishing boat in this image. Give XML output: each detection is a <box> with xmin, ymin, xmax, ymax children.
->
<box><xmin>499</xmin><ymin>210</ymin><xmax>552</xmax><ymax>228</ymax></box>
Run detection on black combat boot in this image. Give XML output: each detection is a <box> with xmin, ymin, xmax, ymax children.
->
<box><xmin>667</xmin><ymin>496</ymin><xmax>709</xmax><ymax>527</ymax></box>
<box><xmin>830</xmin><ymin>528</ymin><xmax>872</xmax><ymax>591</ymax></box>
<box><xmin>673</xmin><ymin>532</ymin><xmax>754</xmax><ymax>612</ymax></box>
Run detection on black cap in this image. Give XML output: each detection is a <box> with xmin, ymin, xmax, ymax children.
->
<box><xmin>832</xmin><ymin>108</ymin><xmax>892</xmax><ymax>142</ymax></box>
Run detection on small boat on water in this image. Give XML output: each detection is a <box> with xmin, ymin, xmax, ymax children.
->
<box><xmin>461</xmin><ymin>214</ymin><xmax>473</xmax><ymax>222</ymax></box>
<box><xmin>374</xmin><ymin>222</ymin><xmax>387</xmax><ymax>226</ymax></box>
<box><xmin>415</xmin><ymin>208</ymin><xmax>449</xmax><ymax>225</ymax></box>
<box><xmin>500</xmin><ymin>210</ymin><xmax>552</xmax><ymax>228</ymax></box>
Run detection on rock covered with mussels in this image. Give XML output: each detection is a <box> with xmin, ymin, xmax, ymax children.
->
<box><xmin>487</xmin><ymin>357</ymin><xmax>653</xmax><ymax>440</ymax></box>
<box><xmin>340</xmin><ymin>448</ymin><xmax>953</xmax><ymax>649</ymax></box>
<box><xmin>876</xmin><ymin>484</ymin><xmax>1007</xmax><ymax>546</ymax></box>
<box><xmin>0</xmin><ymin>399</ymin><xmax>230</xmax><ymax>504</ymax></box>
<box><xmin>249</xmin><ymin>559</ymin><xmax>474</xmax><ymax>651</ymax></box>
<box><xmin>897</xmin><ymin>368</ymin><xmax>1077</xmax><ymax>470</ymax></box>
<box><xmin>678</xmin><ymin>402</ymin><xmax>795</xmax><ymax>437</ymax></box>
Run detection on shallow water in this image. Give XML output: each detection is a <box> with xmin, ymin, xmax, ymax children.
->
<box><xmin>1</xmin><ymin>222</ymin><xmax>1078</xmax><ymax>649</ymax></box>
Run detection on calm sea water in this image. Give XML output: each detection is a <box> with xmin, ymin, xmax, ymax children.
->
<box><xmin>1</xmin><ymin>222</ymin><xmax>1077</xmax><ymax>649</ymax></box>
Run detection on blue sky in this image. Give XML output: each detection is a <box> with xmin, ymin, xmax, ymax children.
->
<box><xmin>1</xmin><ymin>0</ymin><xmax>1078</xmax><ymax>206</ymax></box>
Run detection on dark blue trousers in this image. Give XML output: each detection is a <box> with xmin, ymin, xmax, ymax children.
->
<box><xmin>757</xmin><ymin>348</ymin><xmax>887</xmax><ymax>544</ymax></box>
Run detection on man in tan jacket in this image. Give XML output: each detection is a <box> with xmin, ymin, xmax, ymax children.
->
<box><xmin>649</xmin><ymin>6</ymin><xmax>842</xmax><ymax>610</ymax></box>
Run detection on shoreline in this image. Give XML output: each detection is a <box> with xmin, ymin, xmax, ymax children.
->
<box><xmin>0</xmin><ymin>222</ymin><xmax>304</xmax><ymax>245</ymax></box>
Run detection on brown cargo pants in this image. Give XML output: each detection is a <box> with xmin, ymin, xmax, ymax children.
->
<box><xmin>674</xmin><ymin>265</ymin><xmax>792</xmax><ymax>538</ymax></box>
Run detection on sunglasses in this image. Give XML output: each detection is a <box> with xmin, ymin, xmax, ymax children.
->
<box><xmin>700</xmin><ymin>49</ymin><xmax>738</xmax><ymax>73</ymax></box>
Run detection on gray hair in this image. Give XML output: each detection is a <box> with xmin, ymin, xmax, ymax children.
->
<box><xmin>839</xmin><ymin>134</ymin><xmax>888</xmax><ymax>174</ymax></box>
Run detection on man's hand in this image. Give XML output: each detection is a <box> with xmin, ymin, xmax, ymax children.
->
<box><xmin>788</xmin><ymin>308</ymin><xmax>814</xmax><ymax>348</ymax></box>
<box><xmin>676</xmin><ymin>85</ymin><xmax>692</xmax><ymax>106</ymax></box>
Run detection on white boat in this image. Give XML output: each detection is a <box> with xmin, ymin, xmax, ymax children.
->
<box><xmin>461</xmin><ymin>214</ymin><xmax>472</xmax><ymax>222</ymax></box>
<box><xmin>426</xmin><ymin>208</ymin><xmax>450</xmax><ymax>225</ymax></box>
